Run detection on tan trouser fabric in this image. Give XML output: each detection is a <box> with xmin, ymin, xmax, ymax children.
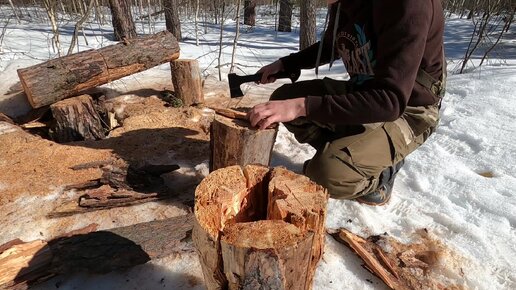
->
<box><xmin>271</xmin><ymin>78</ymin><xmax>440</xmax><ymax>199</ymax></box>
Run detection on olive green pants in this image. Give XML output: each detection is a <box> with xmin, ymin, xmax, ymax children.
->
<box><xmin>271</xmin><ymin>78</ymin><xmax>440</xmax><ymax>199</ymax></box>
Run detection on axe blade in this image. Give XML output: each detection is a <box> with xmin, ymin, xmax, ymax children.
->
<box><xmin>228</xmin><ymin>70</ymin><xmax>301</xmax><ymax>98</ymax></box>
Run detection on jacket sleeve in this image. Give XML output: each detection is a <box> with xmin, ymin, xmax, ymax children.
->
<box><xmin>279</xmin><ymin>4</ymin><xmax>340</xmax><ymax>72</ymax></box>
<box><xmin>305</xmin><ymin>0</ymin><xmax>433</xmax><ymax>124</ymax></box>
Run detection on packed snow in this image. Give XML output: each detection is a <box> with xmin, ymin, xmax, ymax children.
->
<box><xmin>0</xmin><ymin>5</ymin><xmax>515</xmax><ymax>290</ymax></box>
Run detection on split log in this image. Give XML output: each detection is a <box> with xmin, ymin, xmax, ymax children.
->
<box><xmin>17</xmin><ymin>31</ymin><xmax>180</xmax><ymax>108</ymax></box>
<box><xmin>49</xmin><ymin>94</ymin><xmax>106</xmax><ymax>142</ymax></box>
<box><xmin>0</xmin><ymin>214</ymin><xmax>194</xmax><ymax>290</ymax></box>
<box><xmin>210</xmin><ymin>115</ymin><xmax>277</xmax><ymax>171</ymax></box>
<box><xmin>330</xmin><ymin>228</ymin><xmax>450</xmax><ymax>290</ymax></box>
<box><xmin>170</xmin><ymin>59</ymin><xmax>204</xmax><ymax>106</ymax></box>
<box><xmin>208</xmin><ymin>106</ymin><xmax>248</xmax><ymax>121</ymax></box>
<box><xmin>193</xmin><ymin>165</ymin><xmax>328</xmax><ymax>290</ymax></box>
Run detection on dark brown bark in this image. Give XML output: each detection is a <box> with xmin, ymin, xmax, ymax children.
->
<box><xmin>17</xmin><ymin>31</ymin><xmax>180</xmax><ymax>108</ymax></box>
<box><xmin>244</xmin><ymin>0</ymin><xmax>256</xmax><ymax>26</ymax></box>
<box><xmin>193</xmin><ymin>165</ymin><xmax>328</xmax><ymax>290</ymax></box>
<box><xmin>164</xmin><ymin>0</ymin><xmax>182</xmax><ymax>40</ymax></box>
<box><xmin>49</xmin><ymin>159</ymin><xmax>180</xmax><ymax>217</ymax></box>
<box><xmin>108</xmin><ymin>0</ymin><xmax>137</xmax><ymax>41</ymax></box>
<box><xmin>300</xmin><ymin>0</ymin><xmax>317</xmax><ymax>50</ymax></box>
<box><xmin>49</xmin><ymin>94</ymin><xmax>106</xmax><ymax>142</ymax></box>
<box><xmin>209</xmin><ymin>115</ymin><xmax>277</xmax><ymax>172</ymax></box>
<box><xmin>0</xmin><ymin>215</ymin><xmax>194</xmax><ymax>290</ymax></box>
<box><xmin>170</xmin><ymin>59</ymin><xmax>204</xmax><ymax>106</ymax></box>
<box><xmin>278</xmin><ymin>0</ymin><xmax>292</xmax><ymax>32</ymax></box>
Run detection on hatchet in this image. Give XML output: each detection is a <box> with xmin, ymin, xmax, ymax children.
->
<box><xmin>228</xmin><ymin>70</ymin><xmax>301</xmax><ymax>98</ymax></box>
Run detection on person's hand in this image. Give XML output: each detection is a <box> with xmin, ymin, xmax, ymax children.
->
<box><xmin>256</xmin><ymin>60</ymin><xmax>284</xmax><ymax>84</ymax></box>
<box><xmin>247</xmin><ymin>98</ymin><xmax>306</xmax><ymax>130</ymax></box>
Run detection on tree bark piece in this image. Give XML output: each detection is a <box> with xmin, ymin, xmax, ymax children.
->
<box><xmin>48</xmin><ymin>159</ymin><xmax>180</xmax><ymax>217</ymax></box>
<box><xmin>170</xmin><ymin>59</ymin><xmax>204</xmax><ymax>106</ymax></box>
<box><xmin>0</xmin><ymin>214</ymin><xmax>194</xmax><ymax>290</ymax></box>
<box><xmin>49</xmin><ymin>94</ymin><xmax>106</xmax><ymax>142</ymax></box>
<box><xmin>193</xmin><ymin>165</ymin><xmax>328</xmax><ymax>290</ymax></box>
<box><xmin>210</xmin><ymin>115</ymin><xmax>277</xmax><ymax>171</ymax></box>
<box><xmin>18</xmin><ymin>31</ymin><xmax>180</xmax><ymax>108</ymax></box>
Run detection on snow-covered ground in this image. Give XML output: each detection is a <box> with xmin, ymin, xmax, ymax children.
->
<box><xmin>0</xmin><ymin>6</ymin><xmax>515</xmax><ymax>290</ymax></box>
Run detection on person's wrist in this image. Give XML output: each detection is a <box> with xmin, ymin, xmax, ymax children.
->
<box><xmin>292</xmin><ymin>98</ymin><xmax>306</xmax><ymax>117</ymax></box>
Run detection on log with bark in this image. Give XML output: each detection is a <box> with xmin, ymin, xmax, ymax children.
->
<box><xmin>193</xmin><ymin>165</ymin><xmax>328</xmax><ymax>290</ymax></box>
<box><xmin>170</xmin><ymin>59</ymin><xmax>204</xmax><ymax>106</ymax></box>
<box><xmin>0</xmin><ymin>214</ymin><xmax>194</xmax><ymax>290</ymax></box>
<box><xmin>17</xmin><ymin>31</ymin><xmax>180</xmax><ymax>109</ymax></box>
<box><xmin>48</xmin><ymin>94</ymin><xmax>107</xmax><ymax>142</ymax></box>
<box><xmin>210</xmin><ymin>114</ymin><xmax>277</xmax><ymax>171</ymax></box>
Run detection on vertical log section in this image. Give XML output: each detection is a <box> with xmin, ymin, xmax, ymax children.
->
<box><xmin>210</xmin><ymin>115</ymin><xmax>277</xmax><ymax>171</ymax></box>
<box><xmin>193</xmin><ymin>165</ymin><xmax>328</xmax><ymax>290</ymax></box>
<box><xmin>49</xmin><ymin>94</ymin><xmax>106</xmax><ymax>142</ymax></box>
<box><xmin>170</xmin><ymin>59</ymin><xmax>204</xmax><ymax>106</ymax></box>
<box><xmin>17</xmin><ymin>31</ymin><xmax>180</xmax><ymax>109</ymax></box>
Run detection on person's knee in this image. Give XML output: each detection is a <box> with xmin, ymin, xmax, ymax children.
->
<box><xmin>304</xmin><ymin>153</ymin><xmax>374</xmax><ymax>199</ymax></box>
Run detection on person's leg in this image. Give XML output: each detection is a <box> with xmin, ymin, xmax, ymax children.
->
<box><xmin>305</xmin><ymin>104</ymin><xmax>440</xmax><ymax>201</ymax></box>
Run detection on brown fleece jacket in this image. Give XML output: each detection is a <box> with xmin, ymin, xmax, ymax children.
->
<box><xmin>280</xmin><ymin>0</ymin><xmax>445</xmax><ymax>124</ymax></box>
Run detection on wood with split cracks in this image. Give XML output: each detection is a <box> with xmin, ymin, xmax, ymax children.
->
<box><xmin>193</xmin><ymin>165</ymin><xmax>328</xmax><ymax>290</ymax></box>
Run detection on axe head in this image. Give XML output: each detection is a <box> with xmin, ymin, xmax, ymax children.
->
<box><xmin>228</xmin><ymin>70</ymin><xmax>301</xmax><ymax>98</ymax></box>
<box><xmin>228</xmin><ymin>73</ymin><xmax>245</xmax><ymax>98</ymax></box>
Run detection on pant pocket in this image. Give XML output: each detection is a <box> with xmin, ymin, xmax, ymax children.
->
<box><xmin>330</xmin><ymin>125</ymin><xmax>393</xmax><ymax>178</ymax></box>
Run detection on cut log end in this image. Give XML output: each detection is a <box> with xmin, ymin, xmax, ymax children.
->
<box><xmin>193</xmin><ymin>165</ymin><xmax>328</xmax><ymax>290</ymax></box>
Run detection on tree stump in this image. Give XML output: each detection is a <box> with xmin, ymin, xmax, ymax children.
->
<box><xmin>49</xmin><ymin>94</ymin><xmax>106</xmax><ymax>142</ymax></box>
<box><xmin>210</xmin><ymin>115</ymin><xmax>277</xmax><ymax>171</ymax></box>
<box><xmin>193</xmin><ymin>165</ymin><xmax>328</xmax><ymax>290</ymax></box>
<box><xmin>170</xmin><ymin>59</ymin><xmax>204</xmax><ymax>106</ymax></box>
<box><xmin>17</xmin><ymin>31</ymin><xmax>180</xmax><ymax>108</ymax></box>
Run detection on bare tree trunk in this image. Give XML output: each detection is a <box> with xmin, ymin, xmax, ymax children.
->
<box><xmin>43</xmin><ymin>0</ymin><xmax>62</xmax><ymax>56</ymax></box>
<box><xmin>68</xmin><ymin>0</ymin><xmax>95</xmax><ymax>55</ymax></box>
<box><xmin>195</xmin><ymin>0</ymin><xmax>200</xmax><ymax>45</ymax></box>
<box><xmin>217</xmin><ymin>2</ymin><xmax>225</xmax><ymax>81</ymax></box>
<box><xmin>230</xmin><ymin>0</ymin><xmax>242</xmax><ymax>73</ymax></box>
<box><xmin>108</xmin><ymin>0</ymin><xmax>137</xmax><ymax>41</ymax></box>
<box><xmin>300</xmin><ymin>0</ymin><xmax>316</xmax><ymax>50</ymax></box>
<box><xmin>244</xmin><ymin>0</ymin><xmax>256</xmax><ymax>26</ymax></box>
<box><xmin>278</xmin><ymin>0</ymin><xmax>292</xmax><ymax>32</ymax></box>
<box><xmin>7</xmin><ymin>0</ymin><xmax>20</xmax><ymax>23</ymax></box>
<box><xmin>164</xmin><ymin>0</ymin><xmax>182</xmax><ymax>40</ymax></box>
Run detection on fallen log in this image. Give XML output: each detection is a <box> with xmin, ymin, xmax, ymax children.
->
<box><xmin>17</xmin><ymin>31</ymin><xmax>180</xmax><ymax>108</ymax></box>
<box><xmin>210</xmin><ymin>114</ymin><xmax>277</xmax><ymax>171</ymax></box>
<box><xmin>193</xmin><ymin>165</ymin><xmax>328</xmax><ymax>290</ymax></box>
<box><xmin>0</xmin><ymin>214</ymin><xmax>194</xmax><ymax>290</ymax></box>
<box><xmin>170</xmin><ymin>59</ymin><xmax>204</xmax><ymax>106</ymax></box>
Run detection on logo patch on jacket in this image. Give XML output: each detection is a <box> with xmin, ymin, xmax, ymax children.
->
<box><xmin>337</xmin><ymin>24</ymin><xmax>375</xmax><ymax>84</ymax></box>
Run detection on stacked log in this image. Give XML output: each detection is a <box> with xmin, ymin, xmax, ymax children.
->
<box><xmin>193</xmin><ymin>165</ymin><xmax>328</xmax><ymax>290</ymax></box>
